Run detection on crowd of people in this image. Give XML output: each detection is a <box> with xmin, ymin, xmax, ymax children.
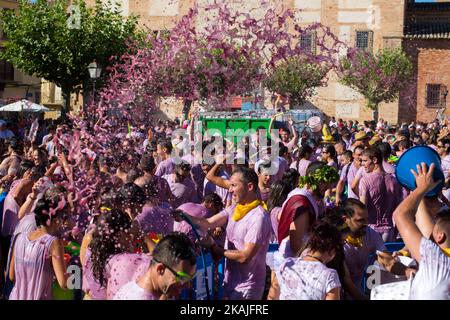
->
<box><xmin>0</xmin><ymin>113</ymin><xmax>448</xmax><ymax>300</ymax></box>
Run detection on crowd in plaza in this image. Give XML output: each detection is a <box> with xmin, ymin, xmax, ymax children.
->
<box><xmin>0</xmin><ymin>112</ymin><xmax>449</xmax><ymax>300</ymax></box>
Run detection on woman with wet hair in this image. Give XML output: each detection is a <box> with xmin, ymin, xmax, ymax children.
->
<box><xmin>82</xmin><ymin>208</ymin><xmax>133</xmax><ymax>300</ymax></box>
<box><xmin>8</xmin><ymin>198</ymin><xmax>68</xmax><ymax>300</ymax></box>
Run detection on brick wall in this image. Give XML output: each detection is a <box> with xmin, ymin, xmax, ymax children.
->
<box><xmin>402</xmin><ymin>39</ymin><xmax>450</xmax><ymax>123</ymax></box>
<box><xmin>417</xmin><ymin>46</ymin><xmax>450</xmax><ymax>123</ymax></box>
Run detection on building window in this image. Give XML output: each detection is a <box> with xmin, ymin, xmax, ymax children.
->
<box><xmin>356</xmin><ymin>31</ymin><xmax>373</xmax><ymax>51</ymax></box>
<box><xmin>299</xmin><ymin>32</ymin><xmax>317</xmax><ymax>54</ymax></box>
<box><xmin>426</xmin><ymin>84</ymin><xmax>448</xmax><ymax>108</ymax></box>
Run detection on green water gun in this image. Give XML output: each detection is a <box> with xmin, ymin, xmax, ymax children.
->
<box><xmin>388</xmin><ymin>155</ymin><xmax>399</xmax><ymax>164</ymax></box>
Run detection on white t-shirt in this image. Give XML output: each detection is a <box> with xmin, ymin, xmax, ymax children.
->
<box><xmin>410</xmin><ymin>238</ymin><xmax>450</xmax><ymax>300</ymax></box>
<box><xmin>113</xmin><ymin>280</ymin><xmax>156</xmax><ymax>300</ymax></box>
<box><xmin>276</xmin><ymin>257</ymin><xmax>341</xmax><ymax>300</ymax></box>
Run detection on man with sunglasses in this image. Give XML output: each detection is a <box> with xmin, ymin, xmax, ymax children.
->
<box><xmin>113</xmin><ymin>233</ymin><xmax>196</xmax><ymax>300</ymax></box>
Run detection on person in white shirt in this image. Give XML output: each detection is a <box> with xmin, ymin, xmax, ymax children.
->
<box><xmin>393</xmin><ymin>162</ymin><xmax>450</xmax><ymax>300</ymax></box>
<box><xmin>268</xmin><ymin>220</ymin><xmax>342</xmax><ymax>300</ymax></box>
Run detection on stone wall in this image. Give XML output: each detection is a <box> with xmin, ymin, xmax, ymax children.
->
<box><xmin>82</xmin><ymin>0</ymin><xmax>408</xmax><ymax>123</ymax></box>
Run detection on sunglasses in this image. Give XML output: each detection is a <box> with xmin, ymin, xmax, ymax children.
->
<box><xmin>153</xmin><ymin>258</ymin><xmax>195</xmax><ymax>284</ymax></box>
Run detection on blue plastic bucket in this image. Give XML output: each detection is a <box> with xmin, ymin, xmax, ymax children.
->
<box><xmin>395</xmin><ymin>146</ymin><xmax>445</xmax><ymax>196</ymax></box>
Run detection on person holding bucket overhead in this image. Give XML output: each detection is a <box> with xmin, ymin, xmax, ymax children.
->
<box><xmin>393</xmin><ymin>162</ymin><xmax>450</xmax><ymax>299</ymax></box>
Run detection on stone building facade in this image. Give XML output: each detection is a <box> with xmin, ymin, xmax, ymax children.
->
<box><xmin>41</xmin><ymin>0</ymin><xmax>450</xmax><ymax>124</ymax></box>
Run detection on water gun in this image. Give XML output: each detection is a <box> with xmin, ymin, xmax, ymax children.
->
<box><xmin>388</xmin><ymin>155</ymin><xmax>399</xmax><ymax>164</ymax></box>
<box><xmin>64</xmin><ymin>241</ymin><xmax>81</xmax><ymax>257</ymax></box>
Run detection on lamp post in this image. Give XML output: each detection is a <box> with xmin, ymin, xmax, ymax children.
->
<box><xmin>87</xmin><ymin>61</ymin><xmax>102</xmax><ymax>117</ymax></box>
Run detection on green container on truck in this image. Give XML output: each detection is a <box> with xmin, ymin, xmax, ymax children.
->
<box><xmin>199</xmin><ymin>110</ymin><xmax>323</xmax><ymax>145</ymax></box>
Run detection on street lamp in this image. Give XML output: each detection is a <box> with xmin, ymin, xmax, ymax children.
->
<box><xmin>87</xmin><ymin>61</ymin><xmax>102</xmax><ymax>116</ymax></box>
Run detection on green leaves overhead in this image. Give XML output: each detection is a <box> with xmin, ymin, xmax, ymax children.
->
<box><xmin>0</xmin><ymin>0</ymin><xmax>141</xmax><ymax>111</ymax></box>
<box><xmin>264</xmin><ymin>56</ymin><xmax>330</xmax><ymax>108</ymax></box>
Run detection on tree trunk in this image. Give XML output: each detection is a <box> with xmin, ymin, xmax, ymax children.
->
<box><xmin>183</xmin><ymin>99</ymin><xmax>192</xmax><ymax>121</ymax></box>
<box><xmin>368</xmin><ymin>101</ymin><xmax>379</xmax><ymax>122</ymax></box>
<box><xmin>372</xmin><ymin>109</ymin><xmax>379</xmax><ymax>122</ymax></box>
<box><xmin>61</xmin><ymin>87</ymin><xmax>71</xmax><ymax>119</ymax></box>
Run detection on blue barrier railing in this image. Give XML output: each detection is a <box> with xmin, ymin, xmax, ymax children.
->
<box><xmin>182</xmin><ymin>240</ymin><xmax>403</xmax><ymax>300</ymax></box>
<box><xmin>181</xmin><ymin>243</ymin><xmax>280</xmax><ymax>300</ymax></box>
<box><xmin>0</xmin><ymin>191</ymin><xmax>7</xmax><ymax>231</ymax></box>
<box><xmin>180</xmin><ymin>253</ymin><xmax>226</xmax><ymax>300</ymax></box>
<box><xmin>361</xmin><ymin>242</ymin><xmax>405</xmax><ymax>294</ymax></box>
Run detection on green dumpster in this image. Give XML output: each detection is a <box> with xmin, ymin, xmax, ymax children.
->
<box><xmin>199</xmin><ymin>109</ymin><xmax>324</xmax><ymax>147</ymax></box>
<box><xmin>201</xmin><ymin>117</ymin><xmax>272</xmax><ymax>145</ymax></box>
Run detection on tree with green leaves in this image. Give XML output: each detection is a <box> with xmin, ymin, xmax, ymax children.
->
<box><xmin>0</xmin><ymin>0</ymin><xmax>142</xmax><ymax>115</ymax></box>
<box><xmin>338</xmin><ymin>47</ymin><xmax>413</xmax><ymax>121</ymax></box>
<box><xmin>264</xmin><ymin>56</ymin><xmax>331</xmax><ymax>109</ymax></box>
